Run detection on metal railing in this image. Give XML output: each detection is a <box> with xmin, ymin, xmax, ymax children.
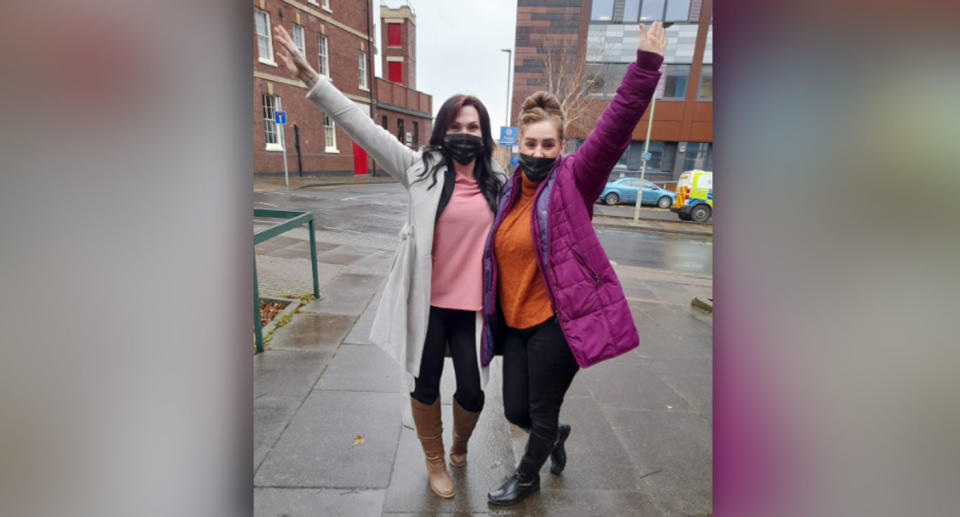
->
<box><xmin>253</xmin><ymin>209</ymin><xmax>320</xmax><ymax>353</ymax></box>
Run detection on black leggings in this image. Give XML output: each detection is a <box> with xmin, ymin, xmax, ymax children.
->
<box><xmin>502</xmin><ymin>316</ymin><xmax>580</xmax><ymax>441</ymax></box>
<box><xmin>410</xmin><ymin>306</ymin><xmax>485</xmax><ymax>412</ymax></box>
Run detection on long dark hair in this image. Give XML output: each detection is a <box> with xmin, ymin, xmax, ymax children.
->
<box><xmin>415</xmin><ymin>95</ymin><xmax>501</xmax><ymax>217</ymax></box>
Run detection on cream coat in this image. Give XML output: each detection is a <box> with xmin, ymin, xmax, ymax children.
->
<box><xmin>305</xmin><ymin>78</ymin><xmax>504</xmax><ymax>390</ymax></box>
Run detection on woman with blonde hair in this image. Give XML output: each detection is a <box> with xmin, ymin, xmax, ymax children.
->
<box><xmin>482</xmin><ymin>22</ymin><xmax>668</xmax><ymax>505</ymax></box>
<box><xmin>272</xmin><ymin>25</ymin><xmax>506</xmax><ymax>499</ymax></box>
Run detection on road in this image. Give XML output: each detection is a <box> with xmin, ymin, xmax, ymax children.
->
<box><xmin>255</xmin><ymin>182</ymin><xmax>712</xmax><ymax>275</ymax></box>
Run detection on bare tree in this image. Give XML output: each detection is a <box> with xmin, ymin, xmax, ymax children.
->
<box><xmin>537</xmin><ymin>37</ymin><xmax>604</xmax><ymax>135</ymax></box>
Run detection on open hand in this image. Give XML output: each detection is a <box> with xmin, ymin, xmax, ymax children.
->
<box><xmin>637</xmin><ymin>21</ymin><xmax>667</xmax><ymax>56</ymax></box>
<box><xmin>273</xmin><ymin>24</ymin><xmax>319</xmax><ymax>86</ymax></box>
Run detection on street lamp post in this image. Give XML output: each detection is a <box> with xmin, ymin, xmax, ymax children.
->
<box><xmin>633</xmin><ymin>93</ymin><xmax>657</xmax><ymax>221</ymax></box>
<box><xmin>501</xmin><ymin>48</ymin><xmax>512</xmax><ymax>129</ymax></box>
<box><xmin>633</xmin><ymin>22</ymin><xmax>672</xmax><ymax>222</ymax></box>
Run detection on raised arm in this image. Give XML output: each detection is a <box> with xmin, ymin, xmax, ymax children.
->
<box><xmin>273</xmin><ymin>25</ymin><xmax>416</xmax><ymax>187</ymax></box>
<box><xmin>570</xmin><ymin>22</ymin><xmax>666</xmax><ymax>203</ymax></box>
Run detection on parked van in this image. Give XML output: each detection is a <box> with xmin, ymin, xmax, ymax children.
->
<box><xmin>672</xmin><ymin>170</ymin><xmax>713</xmax><ymax>223</ymax></box>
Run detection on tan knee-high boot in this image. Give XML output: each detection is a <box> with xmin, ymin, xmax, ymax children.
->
<box><xmin>409</xmin><ymin>397</ymin><xmax>454</xmax><ymax>498</ymax></box>
<box><xmin>449</xmin><ymin>400</ymin><xmax>480</xmax><ymax>468</ymax></box>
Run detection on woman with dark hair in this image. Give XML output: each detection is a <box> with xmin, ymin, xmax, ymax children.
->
<box><xmin>273</xmin><ymin>25</ymin><xmax>505</xmax><ymax>499</ymax></box>
<box><xmin>481</xmin><ymin>22</ymin><xmax>668</xmax><ymax>505</ymax></box>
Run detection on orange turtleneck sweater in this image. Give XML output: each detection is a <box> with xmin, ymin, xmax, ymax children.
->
<box><xmin>494</xmin><ymin>174</ymin><xmax>554</xmax><ymax>329</ymax></box>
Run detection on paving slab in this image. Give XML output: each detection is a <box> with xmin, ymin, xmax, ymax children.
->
<box><xmin>525</xmin><ymin>488</ymin><xmax>664</xmax><ymax>517</ymax></box>
<box><xmin>254</xmin><ymin>235</ymin><xmax>303</xmax><ymax>253</ymax></box>
<box><xmin>254</xmin><ymin>350</ymin><xmax>332</xmax><ymax>400</ymax></box>
<box><xmin>301</xmin><ymin>289</ymin><xmax>375</xmax><ymax>317</ymax></box>
<box><xmin>325</xmin><ymin>271</ymin><xmax>388</xmax><ymax>294</ymax></box>
<box><xmin>254</xmin><ymin>488</ymin><xmax>385</xmax><ymax>517</ymax></box>
<box><xmin>536</xmin><ymin>397</ymin><xmax>646</xmax><ymax>490</ymax></box>
<box><xmin>317</xmin><ymin>246</ymin><xmax>366</xmax><ymax>266</ymax></box>
<box><xmin>268</xmin><ymin>313</ymin><xmax>356</xmax><ymax>351</ymax></box>
<box><xmin>316</xmin><ymin>344</ymin><xmax>404</xmax><ymax>393</ymax></box>
<box><xmin>644</xmin><ymin>357</ymin><xmax>713</xmax><ymax>416</ymax></box>
<box><xmin>254</xmin><ymin>351</ymin><xmax>333</xmax><ymax>468</ymax></box>
<box><xmin>382</xmin><ymin>405</ymin><xmax>522</xmax><ymax>515</ymax></box>
<box><xmin>255</xmin><ymin>396</ymin><xmax>304</xmax><ymax>471</ymax></box>
<box><xmin>344</xmin><ymin>291</ymin><xmax>380</xmax><ymax>345</ymax></box>
<box><xmin>606</xmin><ymin>409</ymin><xmax>712</xmax><ymax>517</ymax></box>
<box><xmin>579</xmin><ymin>360</ymin><xmax>694</xmax><ymax>412</ymax></box>
<box><xmin>254</xmin><ymin>390</ymin><xmax>404</xmax><ymax>488</ymax></box>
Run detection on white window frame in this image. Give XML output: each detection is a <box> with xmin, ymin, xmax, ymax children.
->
<box><xmin>307</xmin><ymin>0</ymin><xmax>318</xmax><ymax>5</ymax></box>
<box><xmin>262</xmin><ymin>94</ymin><xmax>282</xmax><ymax>151</ymax></box>
<box><xmin>291</xmin><ymin>23</ymin><xmax>305</xmax><ymax>56</ymax></box>
<box><xmin>317</xmin><ymin>34</ymin><xmax>330</xmax><ymax>79</ymax></box>
<box><xmin>254</xmin><ymin>9</ymin><xmax>277</xmax><ymax>67</ymax></box>
<box><xmin>323</xmin><ymin>113</ymin><xmax>338</xmax><ymax>153</ymax></box>
<box><xmin>358</xmin><ymin>51</ymin><xmax>368</xmax><ymax>91</ymax></box>
<box><xmin>322</xmin><ymin>0</ymin><xmax>332</xmax><ymax>13</ymax></box>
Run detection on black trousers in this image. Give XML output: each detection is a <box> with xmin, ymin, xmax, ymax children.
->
<box><xmin>501</xmin><ymin>316</ymin><xmax>580</xmax><ymax>441</ymax></box>
<box><xmin>410</xmin><ymin>306</ymin><xmax>485</xmax><ymax>412</ymax></box>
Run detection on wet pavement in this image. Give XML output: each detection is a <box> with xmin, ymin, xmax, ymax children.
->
<box><xmin>597</xmin><ymin>228</ymin><xmax>713</xmax><ymax>276</ymax></box>
<box><xmin>253</xmin><ymin>181</ymin><xmax>713</xmax><ymax>516</ymax></box>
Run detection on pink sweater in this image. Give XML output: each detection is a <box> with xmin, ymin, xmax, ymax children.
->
<box><xmin>430</xmin><ymin>170</ymin><xmax>494</xmax><ymax>311</ymax></box>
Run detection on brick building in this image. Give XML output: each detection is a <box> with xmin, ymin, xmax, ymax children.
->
<box><xmin>252</xmin><ymin>0</ymin><xmax>432</xmax><ymax>176</ymax></box>
<box><xmin>374</xmin><ymin>3</ymin><xmax>432</xmax><ymax>151</ymax></box>
<box><xmin>511</xmin><ymin>0</ymin><xmax>712</xmax><ymax>182</ymax></box>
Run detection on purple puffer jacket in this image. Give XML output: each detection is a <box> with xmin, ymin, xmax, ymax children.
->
<box><xmin>481</xmin><ymin>50</ymin><xmax>663</xmax><ymax>368</ymax></box>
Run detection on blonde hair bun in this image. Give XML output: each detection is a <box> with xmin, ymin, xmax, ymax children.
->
<box><xmin>519</xmin><ymin>91</ymin><xmax>565</xmax><ymax>139</ymax></box>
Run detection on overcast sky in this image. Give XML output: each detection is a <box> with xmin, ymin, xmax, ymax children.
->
<box><xmin>376</xmin><ymin>0</ymin><xmax>519</xmax><ymax>133</ymax></box>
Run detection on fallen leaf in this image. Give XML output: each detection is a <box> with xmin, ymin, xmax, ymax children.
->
<box><xmin>353</xmin><ymin>435</ymin><xmax>364</xmax><ymax>446</ymax></box>
<box><xmin>666</xmin><ymin>405</ymin><xmax>673</xmax><ymax>410</ymax></box>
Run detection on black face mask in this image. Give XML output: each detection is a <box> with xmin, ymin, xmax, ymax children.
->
<box><xmin>442</xmin><ymin>133</ymin><xmax>485</xmax><ymax>165</ymax></box>
<box><xmin>517</xmin><ymin>154</ymin><xmax>557</xmax><ymax>182</ymax></box>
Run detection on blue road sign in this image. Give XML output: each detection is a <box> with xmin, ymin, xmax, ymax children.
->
<box><xmin>275</xmin><ymin>111</ymin><xmax>286</xmax><ymax>125</ymax></box>
<box><xmin>500</xmin><ymin>126</ymin><xmax>517</xmax><ymax>146</ymax></box>
<box><xmin>510</xmin><ymin>154</ymin><xmax>519</xmax><ymax>167</ymax></box>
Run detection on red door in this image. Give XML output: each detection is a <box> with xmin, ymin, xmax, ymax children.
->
<box><xmin>352</xmin><ymin>142</ymin><xmax>367</xmax><ymax>175</ymax></box>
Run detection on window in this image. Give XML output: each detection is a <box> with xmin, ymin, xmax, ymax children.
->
<box><xmin>307</xmin><ymin>0</ymin><xmax>318</xmax><ymax>5</ymax></box>
<box><xmin>323</xmin><ymin>113</ymin><xmax>337</xmax><ymax>151</ymax></box>
<box><xmin>665</xmin><ymin>0</ymin><xmax>691</xmax><ymax>22</ymax></box>
<box><xmin>381</xmin><ymin>115</ymin><xmax>388</xmax><ymax>129</ymax></box>
<box><xmin>641</xmin><ymin>0</ymin><xmax>666</xmax><ymax>21</ymax></box>
<box><xmin>623</xmin><ymin>0</ymin><xmax>641</xmax><ymax>23</ymax></box>
<box><xmin>590</xmin><ymin>0</ymin><xmax>614</xmax><ymax>21</ymax></box>
<box><xmin>683</xmin><ymin>142</ymin><xmax>712</xmax><ymax>170</ymax></box>
<box><xmin>697</xmin><ymin>64</ymin><xmax>712</xmax><ymax>100</ymax></box>
<box><xmin>317</xmin><ymin>34</ymin><xmax>329</xmax><ymax>78</ymax></box>
<box><xmin>584</xmin><ymin>62</ymin><xmax>629</xmax><ymax>97</ymax></box>
<box><xmin>322</xmin><ymin>0</ymin><xmax>331</xmax><ymax>11</ymax></box>
<box><xmin>397</xmin><ymin>119</ymin><xmax>404</xmax><ymax>143</ymax></box>
<box><xmin>387</xmin><ymin>23</ymin><xmax>402</xmax><ymax>46</ymax></box>
<box><xmin>591</xmin><ymin>0</ymin><xmax>615</xmax><ymax>21</ymax></box>
<box><xmin>291</xmin><ymin>24</ymin><xmax>305</xmax><ymax>56</ymax></box>
<box><xmin>388</xmin><ymin>61</ymin><xmax>403</xmax><ymax>83</ymax></box>
<box><xmin>412</xmin><ymin>121</ymin><xmax>419</xmax><ymax>147</ymax></box>
<box><xmin>254</xmin><ymin>9</ymin><xmax>275</xmax><ymax>66</ymax></box>
<box><xmin>358</xmin><ymin>51</ymin><xmax>368</xmax><ymax>90</ymax></box>
<box><xmin>660</xmin><ymin>64</ymin><xmax>690</xmax><ymax>99</ymax></box>
<box><xmin>261</xmin><ymin>94</ymin><xmax>282</xmax><ymax>151</ymax></box>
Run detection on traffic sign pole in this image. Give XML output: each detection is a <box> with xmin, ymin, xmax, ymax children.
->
<box><xmin>280</xmin><ymin>125</ymin><xmax>289</xmax><ymax>189</ymax></box>
<box><xmin>275</xmin><ymin>111</ymin><xmax>290</xmax><ymax>189</ymax></box>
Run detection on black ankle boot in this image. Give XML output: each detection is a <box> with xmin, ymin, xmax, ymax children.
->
<box><xmin>488</xmin><ymin>431</ymin><xmax>555</xmax><ymax>506</ymax></box>
<box><xmin>550</xmin><ymin>423</ymin><xmax>571</xmax><ymax>475</ymax></box>
<box><xmin>487</xmin><ymin>469</ymin><xmax>539</xmax><ymax>506</ymax></box>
